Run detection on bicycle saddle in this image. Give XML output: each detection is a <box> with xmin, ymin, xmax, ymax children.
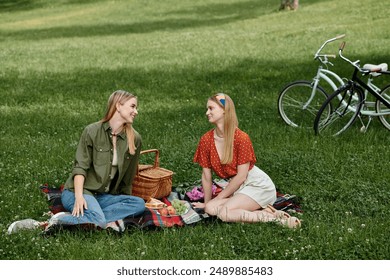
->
<box><xmin>363</xmin><ymin>63</ymin><xmax>388</xmax><ymax>76</ymax></box>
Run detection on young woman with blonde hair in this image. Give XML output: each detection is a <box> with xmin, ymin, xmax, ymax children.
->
<box><xmin>193</xmin><ymin>93</ymin><xmax>300</xmax><ymax>228</ymax></box>
<box><xmin>8</xmin><ymin>90</ymin><xmax>145</xmax><ymax>234</ymax></box>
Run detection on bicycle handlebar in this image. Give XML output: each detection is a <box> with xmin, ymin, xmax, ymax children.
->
<box><xmin>335</xmin><ymin>34</ymin><xmax>346</xmax><ymax>40</ymax></box>
<box><xmin>318</xmin><ymin>54</ymin><xmax>336</xmax><ymax>59</ymax></box>
<box><xmin>338</xmin><ymin>41</ymin><xmax>363</xmax><ymax>71</ymax></box>
<box><xmin>314</xmin><ymin>34</ymin><xmax>346</xmax><ymax>61</ymax></box>
<box><xmin>339</xmin><ymin>41</ymin><xmax>346</xmax><ymax>51</ymax></box>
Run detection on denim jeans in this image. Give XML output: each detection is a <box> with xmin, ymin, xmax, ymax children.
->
<box><xmin>60</xmin><ymin>189</ymin><xmax>145</xmax><ymax>228</ymax></box>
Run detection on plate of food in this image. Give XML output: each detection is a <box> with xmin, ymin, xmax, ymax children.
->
<box><xmin>157</xmin><ymin>199</ymin><xmax>190</xmax><ymax>217</ymax></box>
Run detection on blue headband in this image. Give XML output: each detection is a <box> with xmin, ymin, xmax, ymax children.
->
<box><xmin>215</xmin><ymin>93</ymin><xmax>226</xmax><ymax>107</ymax></box>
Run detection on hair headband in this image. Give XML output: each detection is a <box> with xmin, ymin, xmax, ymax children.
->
<box><xmin>215</xmin><ymin>93</ymin><xmax>226</xmax><ymax>107</ymax></box>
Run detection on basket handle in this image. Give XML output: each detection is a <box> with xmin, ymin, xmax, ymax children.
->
<box><xmin>139</xmin><ymin>149</ymin><xmax>160</xmax><ymax>168</ymax></box>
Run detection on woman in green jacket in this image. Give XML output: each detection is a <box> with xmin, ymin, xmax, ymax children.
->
<box><xmin>8</xmin><ymin>90</ymin><xmax>145</xmax><ymax>234</ymax></box>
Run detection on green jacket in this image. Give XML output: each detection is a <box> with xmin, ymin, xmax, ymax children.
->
<box><xmin>64</xmin><ymin>121</ymin><xmax>142</xmax><ymax>195</ymax></box>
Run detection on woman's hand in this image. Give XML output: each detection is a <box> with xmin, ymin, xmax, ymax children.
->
<box><xmin>72</xmin><ymin>175</ymin><xmax>87</xmax><ymax>217</ymax></box>
<box><xmin>192</xmin><ymin>202</ymin><xmax>206</xmax><ymax>209</ymax></box>
<box><xmin>72</xmin><ymin>195</ymin><xmax>88</xmax><ymax>217</ymax></box>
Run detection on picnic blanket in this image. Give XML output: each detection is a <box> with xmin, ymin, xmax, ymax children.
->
<box><xmin>40</xmin><ymin>183</ymin><xmax>302</xmax><ymax>230</ymax></box>
<box><xmin>40</xmin><ymin>185</ymin><xmax>204</xmax><ymax>230</ymax></box>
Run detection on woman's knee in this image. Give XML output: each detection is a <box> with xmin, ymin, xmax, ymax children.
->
<box><xmin>131</xmin><ymin>196</ymin><xmax>146</xmax><ymax>214</ymax></box>
<box><xmin>133</xmin><ymin>195</ymin><xmax>145</xmax><ymax>206</ymax></box>
<box><xmin>121</xmin><ymin>195</ymin><xmax>145</xmax><ymax>216</ymax></box>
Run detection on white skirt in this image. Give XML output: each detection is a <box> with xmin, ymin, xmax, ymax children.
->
<box><xmin>234</xmin><ymin>165</ymin><xmax>277</xmax><ymax>208</ymax></box>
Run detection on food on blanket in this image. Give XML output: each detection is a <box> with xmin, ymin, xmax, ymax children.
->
<box><xmin>158</xmin><ymin>208</ymin><xmax>169</xmax><ymax>216</ymax></box>
<box><xmin>154</xmin><ymin>200</ymin><xmax>188</xmax><ymax>216</ymax></box>
<box><xmin>167</xmin><ymin>206</ymin><xmax>176</xmax><ymax>215</ymax></box>
<box><xmin>145</xmin><ymin>198</ymin><xmax>165</xmax><ymax>209</ymax></box>
<box><xmin>171</xmin><ymin>199</ymin><xmax>188</xmax><ymax>215</ymax></box>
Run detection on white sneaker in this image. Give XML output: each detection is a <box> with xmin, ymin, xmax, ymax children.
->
<box><xmin>7</xmin><ymin>219</ymin><xmax>40</xmax><ymax>234</ymax></box>
<box><xmin>47</xmin><ymin>212</ymin><xmax>70</xmax><ymax>225</ymax></box>
<box><xmin>44</xmin><ymin>212</ymin><xmax>72</xmax><ymax>233</ymax></box>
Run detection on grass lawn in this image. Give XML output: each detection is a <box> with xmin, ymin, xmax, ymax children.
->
<box><xmin>1</xmin><ymin>0</ymin><xmax>390</xmax><ymax>260</ymax></box>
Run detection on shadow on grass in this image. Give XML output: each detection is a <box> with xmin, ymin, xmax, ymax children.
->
<box><xmin>0</xmin><ymin>0</ymin><xmax>43</xmax><ymax>12</ymax></box>
<box><xmin>2</xmin><ymin>0</ymin><xmax>276</xmax><ymax>40</ymax></box>
<box><xmin>0</xmin><ymin>0</ymin><xmax>105</xmax><ymax>12</ymax></box>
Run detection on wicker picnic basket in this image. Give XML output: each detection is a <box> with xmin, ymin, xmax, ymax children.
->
<box><xmin>131</xmin><ymin>149</ymin><xmax>173</xmax><ymax>200</ymax></box>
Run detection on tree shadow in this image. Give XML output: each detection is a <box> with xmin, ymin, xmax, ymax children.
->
<box><xmin>0</xmin><ymin>0</ymin><xmax>105</xmax><ymax>12</ymax></box>
<box><xmin>0</xmin><ymin>0</ymin><xmax>43</xmax><ymax>12</ymax></box>
<box><xmin>164</xmin><ymin>0</ymin><xmax>272</xmax><ymax>18</ymax></box>
<box><xmin>1</xmin><ymin>0</ymin><xmax>336</xmax><ymax>40</ymax></box>
<box><xmin>1</xmin><ymin>0</ymin><xmax>275</xmax><ymax>40</ymax></box>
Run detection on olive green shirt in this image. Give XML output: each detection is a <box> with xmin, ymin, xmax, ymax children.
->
<box><xmin>64</xmin><ymin>121</ymin><xmax>142</xmax><ymax>195</ymax></box>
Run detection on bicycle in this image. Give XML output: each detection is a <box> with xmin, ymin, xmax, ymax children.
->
<box><xmin>314</xmin><ymin>42</ymin><xmax>390</xmax><ymax>136</ymax></box>
<box><xmin>278</xmin><ymin>34</ymin><xmax>346</xmax><ymax>128</ymax></box>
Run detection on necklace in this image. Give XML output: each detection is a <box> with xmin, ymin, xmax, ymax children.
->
<box><xmin>111</xmin><ymin>128</ymin><xmax>122</xmax><ymax>136</ymax></box>
<box><xmin>214</xmin><ymin>129</ymin><xmax>224</xmax><ymax>139</ymax></box>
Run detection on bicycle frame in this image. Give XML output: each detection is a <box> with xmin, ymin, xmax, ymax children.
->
<box><xmin>301</xmin><ymin>35</ymin><xmax>347</xmax><ymax>109</ymax></box>
<box><xmin>336</xmin><ymin>41</ymin><xmax>390</xmax><ymax>117</ymax></box>
<box><xmin>314</xmin><ymin>42</ymin><xmax>390</xmax><ymax>135</ymax></box>
<box><xmin>316</xmin><ymin>67</ymin><xmax>344</xmax><ymax>91</ymax></box>
<box><xmin>303</xmin><ymin>61</ymin><xmax>345</xmax><ymax>110</ymax></box>
<box><xmin>351</xmin><ymin>68</ymin><xmax>390</xmax><ymax>116</ymax></box>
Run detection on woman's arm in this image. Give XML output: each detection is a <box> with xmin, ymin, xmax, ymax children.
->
<box><xmin>192</xmin><ymin>168</ymin><xmax>212</xmax><ymax>209</ymax></box>
<box><xmin>202</xmin><ymin>168</ymin><xmax>213</xmax><ymax>203</ymax></box>
<box><xmin>215</xmin><ymin>162</ymin><xmax>250</xmax><ymax>199</ymax></box>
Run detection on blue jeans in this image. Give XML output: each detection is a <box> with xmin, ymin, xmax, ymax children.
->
<box><xmin>60</xmin><ymin>189</ymin><xmax>145</xmax><ymax>228</ymax></box>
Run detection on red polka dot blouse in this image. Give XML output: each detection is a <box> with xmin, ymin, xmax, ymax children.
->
<box><xmin>193</xmin><ymin>128</ymin><xmax>256</xmax><ymax>179</ymax></box>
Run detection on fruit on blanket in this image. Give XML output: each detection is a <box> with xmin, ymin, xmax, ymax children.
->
<box><xmin>159</xmin><ymin>208</ymin><xmax>169</xmax><ymax>216</ymax></box>
<box><xmin>167</xmin><ymin>206</ymin><xmax>176</xmax><ymax>215</ymax></box>
<box><xmin>171</xmin><ymin>199</ymin><xmax>187</xmax><ymax>215</ymax></box>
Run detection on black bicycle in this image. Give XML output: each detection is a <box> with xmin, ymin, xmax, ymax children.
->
<box><xmin>314</xmin><ymin>42</ymin><xmax>390</xmax><ymax>136</ymax></box>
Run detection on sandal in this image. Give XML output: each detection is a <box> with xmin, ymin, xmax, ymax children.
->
<box><xmin>279</xmin><ymin>216</ymin><xmax>301</xmax><ymax>229</ymax></box>
<box><xmin>266</xmin><ymin>205</ymin><xmax>301</xmax><ymax>229</ymax></box>
<box><xmin>266</xmin><ymin>204</ymin><xmax>291</xmax><ymax>220</ymax></box>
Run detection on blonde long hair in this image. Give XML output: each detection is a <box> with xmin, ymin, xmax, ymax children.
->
<box><xmin>101</xmin><ymin>90</ymin><xmax>137</xmax><ymax>155</ymax></box>
<box><xmin>210</xmin><ymin>93</ymin><xmax>238</xmax><ymax>164</ymax></box>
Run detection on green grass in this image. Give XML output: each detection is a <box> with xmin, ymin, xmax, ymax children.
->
<box><xmin>1</xmin><ymin>0</ymin><xmax>390</xmax><ymax>260</ymax></box>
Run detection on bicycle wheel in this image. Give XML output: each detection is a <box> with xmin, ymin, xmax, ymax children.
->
<box><xmin>314</xmin><ymin>83</ymin><xmax>364</xmax><ymax>136</ymax></box>
<box><xmin>278</xmin><ymin>80</ymin><xmax>329</xmax><ymax>128</ymax></box>
<box><xmin>375</xmin><ymin>84</ymin><xmax>390</xmax><ymax>131</ymax></box>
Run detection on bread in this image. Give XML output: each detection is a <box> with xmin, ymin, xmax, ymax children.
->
<box><xmin>145</xmin><ymin>198</ymin><xmax>166</xmax><ymax>209</ymax></box>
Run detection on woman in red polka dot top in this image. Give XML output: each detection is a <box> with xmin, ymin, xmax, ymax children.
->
<box><xmin>193</xmin><ymin>93</ymin><xmax>301</xmax><ymax>228</ymax></box>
